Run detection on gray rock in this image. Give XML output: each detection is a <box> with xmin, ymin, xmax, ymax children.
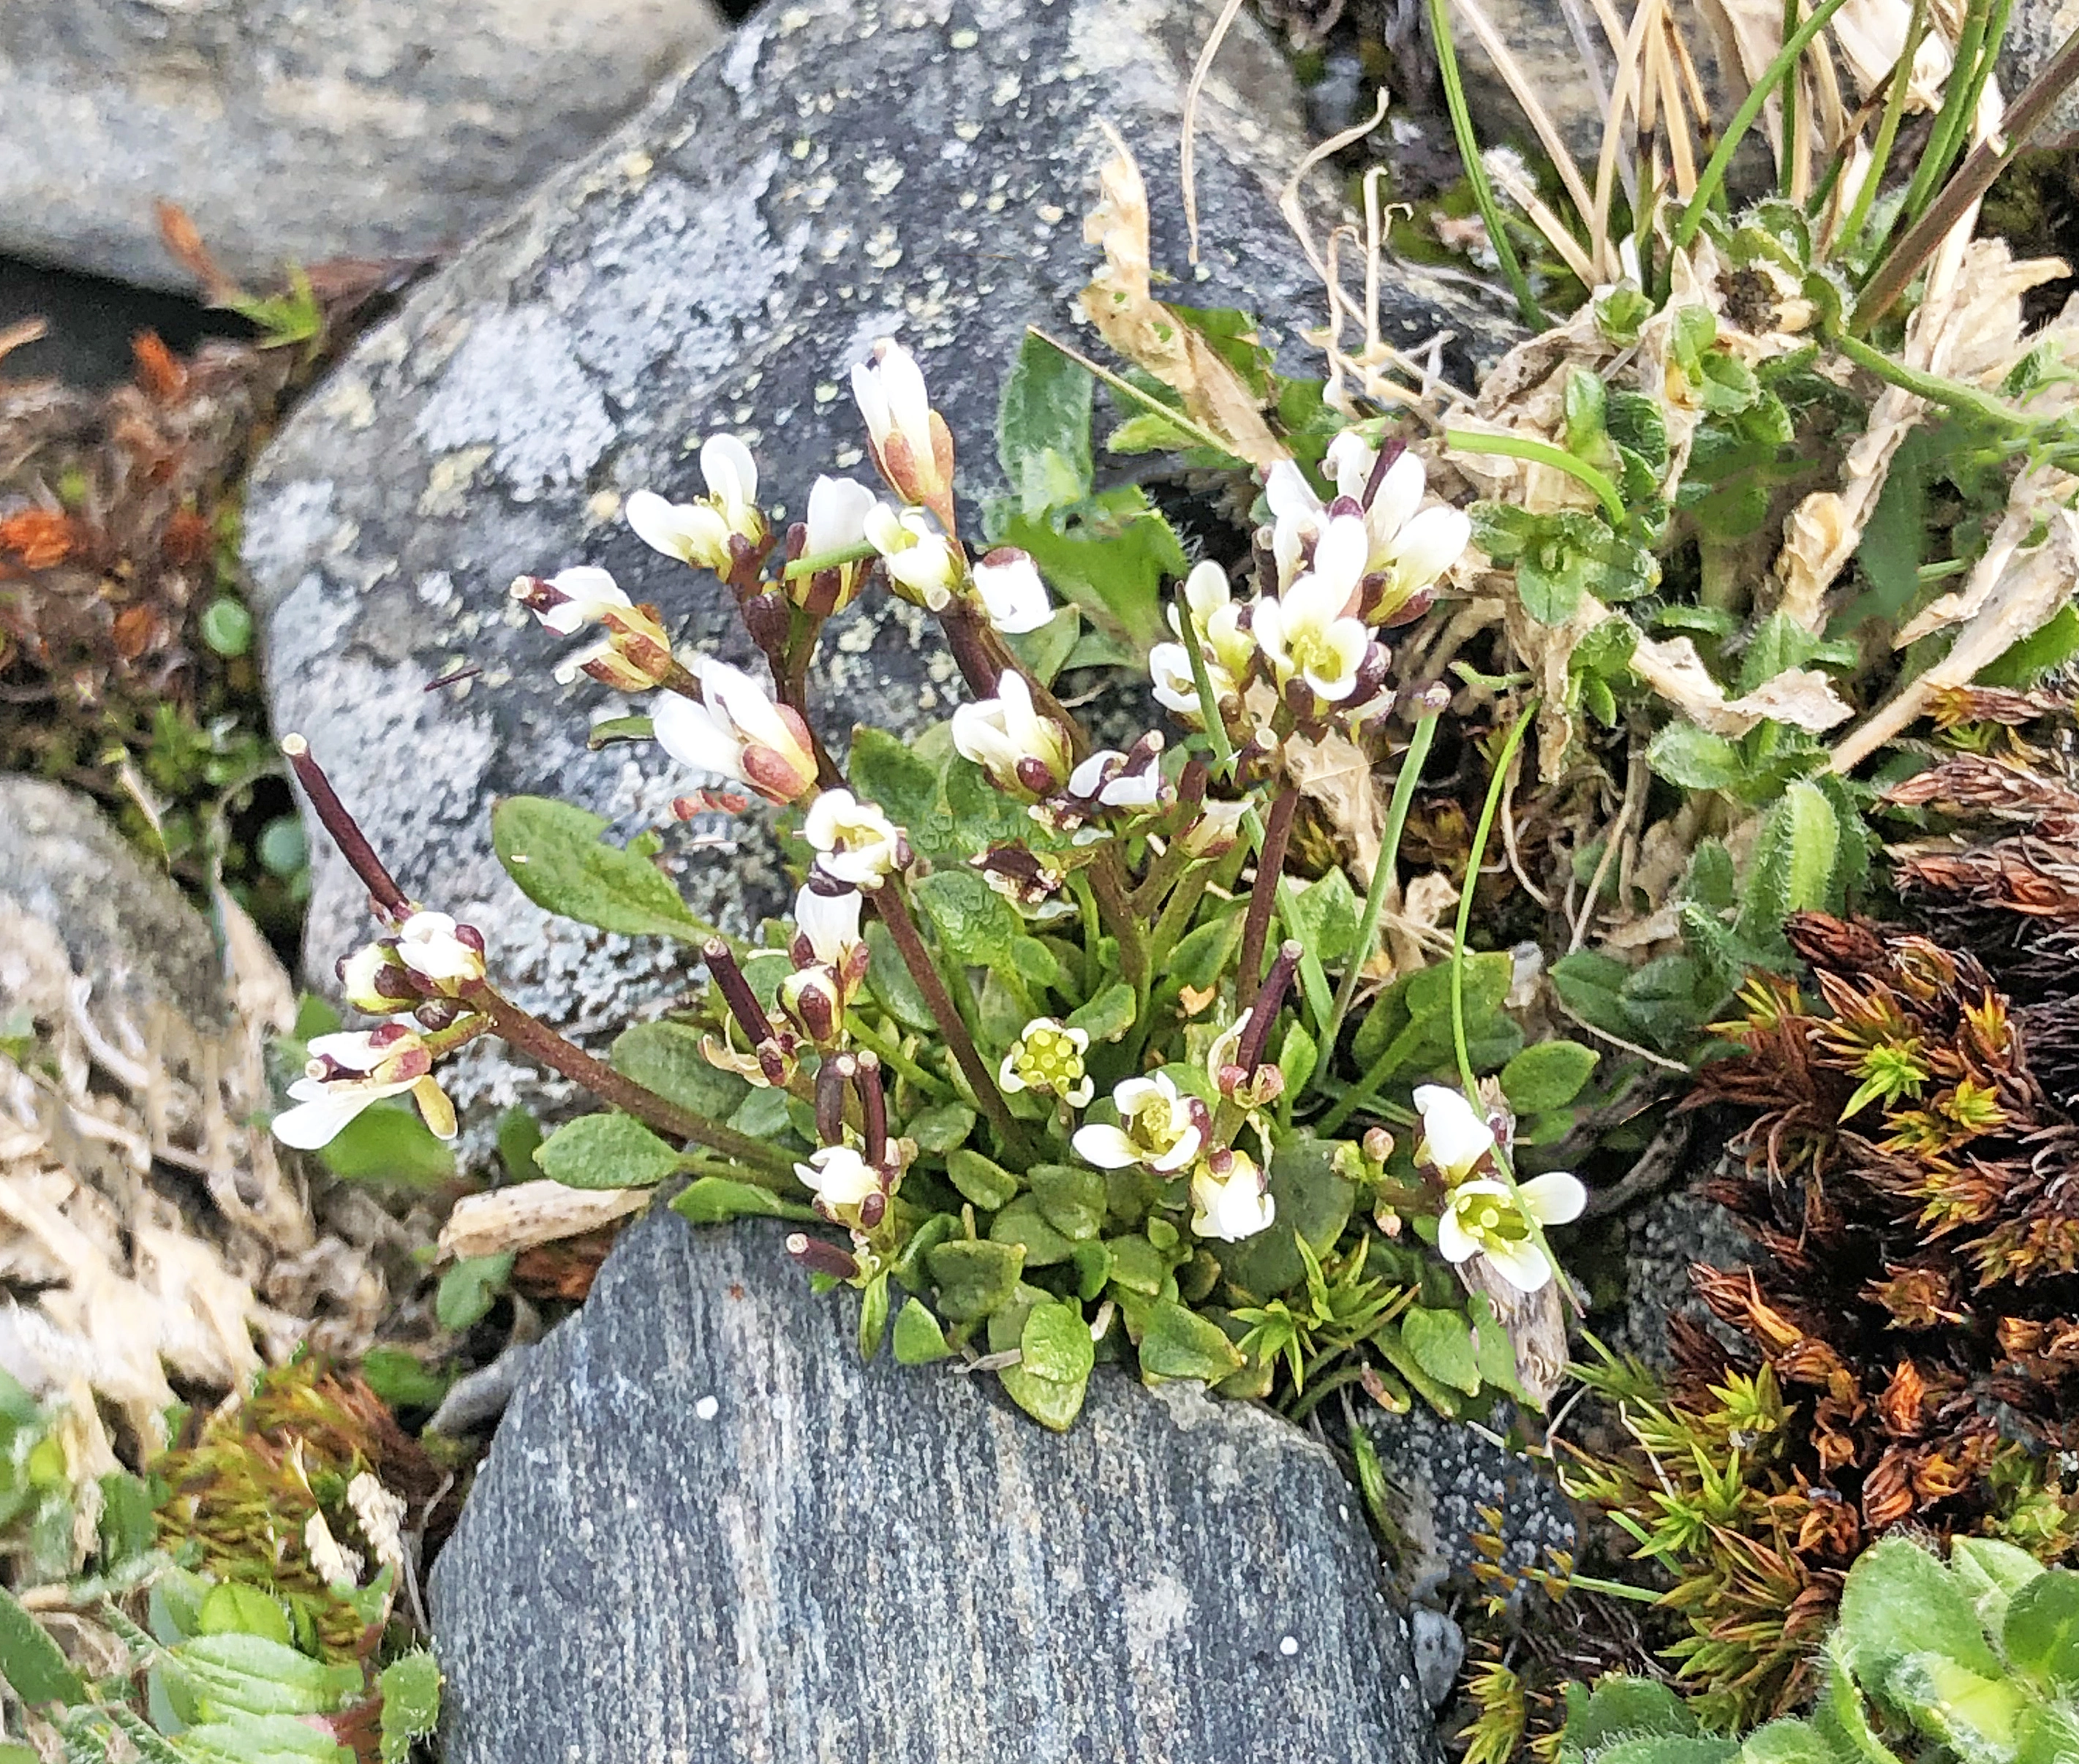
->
<box><xmin>1360</xmin><ymin>1401</ymin><xmax>1575</xmax><ymax>1605</ymax></box>
<box><xmin>2001</xmin><ymin>0</ymin><xmax>2079</xmax><ymax>148</ymax></box>
<box><xmin>429</xmin><ymin>1210</ymin><xmax>1439</xmax><ymax>1763</ymax></box>
<box><xmin>1614</xmin><ymin>1186</ymin><xmax>1754</xmax><ymax>1372</ymax></box>
<box><xmin>0</xmin><ymin>0</ymin><xmax>725</xmax><ymax>292</ymax></box>
<box><xmin>240</xmin><ymin>0</ymin><xmax>1508</xmax><ymax>1151</ymax></box>
<box><xmin>0</xmin><ymin>776</ymin><xmax>230</xmax><ymax>1036</ymax></box>
<box><xmin>1410</xmin><ymin>1606</ymin><xmax>1467</xmax><ymax>1711</ymax></box>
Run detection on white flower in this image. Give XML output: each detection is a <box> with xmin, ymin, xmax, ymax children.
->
<box><xmin>793</xmin><ymin>884</ymin><xmax>864</xmax><ymax>968</ymax></box>
<box><xmin>1072</xmin><ymin>1072</ymin><xmax>1204</xmax><ymax>1173</ymax></box>
<box><xmin>1191</xmin><ymin>1150</ymin><xmax>1276</xmax><ymax>1242</ymax></box>
<box><xmin>1411</xmin><ymin>1084</ymin><xmax>1497</xmax><ymax>1183</ymax></box>
<box><xmin>1265</xmin><ymin>459</ymin><xmax>1327</xmax><ymax>589</ymax></box>
<box><xmin>1171</xmin><ymin>561</ymin><xmax>1254</xmax><ymax>676</ymax></box>
<box><xmin>796</xmin><ymin>1145</ymin><xmax>882</xmax><ymax>1211</ymax></box>
<box><xmin>271</xmin><ymin>1028</ymin><xmax>456</xmax><ymax>1150</ymax></box>
<box><xmin>1435</xmin><ymin>1172</ymin><xmax>1586</xmax><ymax>1293</ymax></box>
<box><xmin>951</xmin><ymin>670</ymin><xmax>1075</xmax><ymax>799</ymax></box>
<box><xmin>393</xmin><ymin>911</ymin><xmax>484</xmax><ymax>991</ymax></box>
<box><xmin>510</xmin><ymin>565</ymin><xmax>631</xmax><ymax>636</ymax></box>
<box><xmin>804</xmin><ymin>475</ymin><xmax>878</xmax><ymax>554</ymax></box>
<box><xmin>626</xmin><ymin>435</ymin><xmax>766</xmax><ymax>572</ymax></box>
<box><xmin>1149</xmin><ymin>641</ymin><xmax>1232</xmax><ymax>717</ymax></box>
<box><xmin>803</xmin><ymin>789</ymin><xmax>905</xmax><ymax>887</ymax></box>
<box><xmin>1065</xmin><ymin>745</ymin><xmax>1163</xmax><ymax>811</ymax></box>
<box><xmin>1316</xmin><ymin>436</ymin><xmax>1469</xmax><ymax>615</ymax></box>
<box><xmin>864</xmin><ymin>502</ymin><xmax>962</xmax><ymax>608</ymax></box>
<box><xmin>653</xmin><ymin>658</ymin><xmax>818</xmax><ymax>805</ymax></box>
<box><xmin>851</xmin><ymin>339</ymin><xmax>948</xmax><ymax>513</ymax></box>
<box><xmin>998</xmin><ymin>1017</ymin><xmax>1093</xmax><ymax>1107</ymax></box>
<box><xmin>1180</xmin><ymin>798</ymin><xmax>1249</xmax><ymax>858</ymax></box>
<box><xmin>338</xmin><ymin>941</ymin><xmax>407</xmax><ymax>1014</ymax></box>
<box><xmin>1252</xmin><ymin>540</ymin><xmax>1372</xmax><ymax>702</ymax></box>
<box><xmin>970</xmin><ymin>548</ymin><xmax>1054</xmax><ymax>635</ymax></box>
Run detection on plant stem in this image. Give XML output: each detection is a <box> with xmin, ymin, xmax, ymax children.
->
<box><xmin>1238</xmin><ymin>788</ymin><xmax>1298</xmax><ymax>1010</ymax></box>
<box><xmin>280</xmin><ymin>736</ymin><xmax>410</xmax><ymax>918</ymax></box>
<box><xmin>1898</xmin><ymin>0</ymin><xmax>2002</xmax><ymax>231</ymax></box>
<box><xmin>1667</xmin><ymin>0</ymin><xmax>1860</xmax><ymax>273</ymax></box>
<box><xmin>1088</xmin><ymin>846</ymin><xmax>1150</xmax><ymax>1000</ymax></box>
<box><xmin>1313</xmin><ymin>712</ymin><xmax>1440</xmax><ymax>1093</ymax></box>
<box><xmin>456</xmin><ymin>980</ymin><xmax>796</xmax><ymax>1179</ymax></box>
<box><xmin>1427</xmin><ymin>0</ymin><xmax>1545</xmax><ymax>327</ymax></box>
<box><xmin>1779</xmin><ymin>0</ymin><xmax>1804</xmax><ymax>201</ymax></box>
<box><xmin>782</xmin><ymin>540</ymin><xmax>878</xmax><ymax>579</ymax></box>
<box><xmin>1450</xmin><ymin>708</ymin><xmax>1539</xmax><ymax>1101</ymax></box>
<box><xmin>872</xmin><ymin>877</ymin><xmax>1028</xmax><ymax>1152</ymax></box>
<box><xmin>1444</xmin><ymin>429</ymin><xmax>1626</xmax><ymax>525</ymax></box>
<box><xmin>1853</xmin><ymin>16</ymin><xmax>2079</xmax><ymax>332</ymax></box>
<box><xmin>843</xmin><ymin>1014</ymin><xmax>952</xmax><ymax>1100</ymax></box>
<box><xmin>1147</xmin><ymin>866</ymin><xmax>1212</xmax><ymax>968</ymax></box>
<box><xmin>1838</xmin><ymin>0</ymin><xmax>1928</xmax><ymax>255</ymax></box>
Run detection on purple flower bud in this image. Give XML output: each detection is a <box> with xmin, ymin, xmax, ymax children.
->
<box><xmin>786</xmin><ymin>1233</ymin><xmax>860</xmax><ymax>1279</ymax></box>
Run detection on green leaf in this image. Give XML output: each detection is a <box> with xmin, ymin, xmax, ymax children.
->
<box><xmin>1018</xmin><ymin>1300</ymin><xmax>1095</xmax><ymax>1383</ymax></box>
<box><xmin>178</xmin><ymin>1711</ymin><xmax>355</xmax><ymax>1763</ymax></box>
<box><xmin>927</xmin><ymin>1238</ymin><xmax>1025</xmax><ymax>1322</ymax></box>
<box><xmin>533</xmin><ymin>1113</ymin><xmax>683</xmax><ymax>1189</ymax></box>
<box><xmin>0</xmin><ymin>1586</ymin><xmax>85</xmax><ymax>1705</ymax></box>
<box><xmin>1278</xmin><ymin>1022</ymin><xmax>1318</xmax><ymax>1099</ymax></box>
<box><xmin>858</xmin><ymin>1270</ymin><xmax>891</xmax><ymax>1361</ymax></box>
<box><xmin>1835</xmin><ymin>1537</ymin><xmax>2001</xmax><ymax>1698</ymax></box>
<box><xmin>946</xmin><ymin>1147</ymin><xmax>1019</xmax><ymax>1210</ymax></box>
<box><xmin>1566</xmin><ymin>1678</ymin><xmax>1696</xmax><ymax>1749</ymax></box>
<box><xmin>1104</xmin><ymin>1234</ymin><xmax>1169</xmax><ymax>1297</ymax></box>
<box><xmin>1550</xmin><ymin>949</ymin><xmax>1632</xmax><ymax>1039</ymax></box>
<box><xmin>2004</xmin><ymin>1569</ymin><xmax>2079</xmax><ymax>1695</ymax></box>
<box><xmin>1982</xmin><ymin>604</ymin><xmax>2079</xmax><ymax>687</ymax></box>
<box><xmin>1400</xmin><ymin>1305</ymin><xmax>1482</xmax><ymax>1396</ymax></box>
<box><xmin>97</xmin><ymin>1469</ymin><xmax>158</xmax><ymax>1566</ymax></box>
<box><xmin>907</xmin><ymin>1103</ymin><xmax>977</xmax><ymax>1154</ymax></box>
<box><xmin>989</xmin><ymin>486</ymin><xmax>1182</xmax><ymax>650</ymax></box>
<box><xmin>913</xmin><ymin>867</ymin><xmax>1022</xmax><ymax>968</ymax></box>
<box><xmin>1648</xmin><ymin>723</ymin><xmax>1749</xmax><ymax>791</ymax></box>
<box><xmin>1740</xmin><ymin>781</ymin><xmax>1840</xmax><ymax>942</ymax></box>
<box><xmin>611</xmin><ymin>1021</ymin><xmax>750</xmax><ymax>1122</ymax></box>
<box><xmin>670</xmin><ymin>1177</ymin><xmax>816</xmax><ymax>1226</ymax></box>
<box><xmin>1288</xmin><ymin>869</ymin><xmax>1361</xmax><ymax>966</ymax></box>
<box><xmin>865</xmin><ymin>920</ymin><xmax>937</xmax><ymax>1031</ymax></box>
<box><xmin>1887</xmin><ymin>1653</ymin><xmax>2025</xmax><ymax>1762</ymax></box>
<box><xmin>199</xmin><ymin>1583</ymin><xmax>291</xmax><ymax>1643</ymax></box>
<box><xmin>378</xmin><ymin>1652</ymin><xmax>442</xmax><ymax>1764</ymax></box>
<box><xmin>847</xmin><ymin>728</ymin><xmax>948</xmax><ymax>852</ymax></box>
<box><xmin>989</xmin><ymin>1194</ymin><xmax>1077</xmax><ymax>1267</ymax></box>
<box><xmin>1066</xmin><ymin>982</ymin><xmax>1137</xmax><ymax>1044</ymax></box>
<box><xmin>584</xmin><ymin>713</ymin><xmax>655</xmax><ymax>750</ymax></box>
<box><xmin>1107</xmin><ymin>410</ymin><xmax>1203</xmax><ymax>453</ymax></box>
<box><xmin>1499</xmin><ymin>1041</ymin><xmax>1599</xmax><ymax>1112</ymax></box>
<box><xmin>1072</xmin><ymin>1240</ymin><xmax>1114</xmax><ymax>1300</ymax></box>
<box><xmin>314</xmin><ymin>1100</ymin><xmax>455</xmax><ymax>1186</ymax></box>
<box><xmin>1737</xmin><ymin>1721</ymin><xmax>1835</xmax><ymax>1764</ymax></box>
<box><xmin>436</xmin><ymin>1254</ymin><xmax>514</xmax><ymax>1331</ymax></box>
<box><xmin>1214</xmin><ymin>1135</ymin><xmax>1354</xmax><ymax>1296</ymax></box>
<box><xmin>491</xmin><ymin>796</ymin><xmax>703</xmax><ymax>939</ymax></box>
<box><xmin>892</xmin><ymin>1298</ymin><xmax>954</xmax><ymax>1365</ymax></box>
<box><xmin>1006</xmin><ymin>606</ymin><xmax>1082</xmax><ymax>687</ymax></box>
<box><xmin>497</xmin><ymin>1107</ymin><xmax>544</xmax><ymax>1183</ymax></box>
<box><xmin>1166</xmin><ymin>910</ymin><xmax>1245</xmax><ymax>991</ymax></box>
<box><xmin>1030</xmin><ymin>1163</ymin><xmax>1106</xmax><ymax>1241</ymax></box>
<box><xmin>358</xmin><ymin>1348</ymin><xmax>450</xmax><ymax>1412</ymax></box>
<box><xmin>2018</xmin><ymin>1705</ymin><xmax>2079</xmax><ymax>1764</ymax></box>
<box><xmin>998</xmin><ymin>331</ymin><xmax>1095</xmax><ymax>519</ymax></box>
<box><xmin>1137</xmin><ymin>1298</ymin><xmax>1246</xmax><ymax>1382</ymax></box>
<box><xmin>1952</xmin><ymin>1537</ymin><xmax>2045</xmax><ymax>1632</ymax></box>
<box><xmin>168</xmin><ymin>1633</ymin><xmax>363</xmax><ymax>1719</ymax></box>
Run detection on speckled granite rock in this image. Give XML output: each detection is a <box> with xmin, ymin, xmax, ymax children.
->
<box><xmin>1361</xmin><ymin>1401</ymin><xmax>1576</xmax><ymax>1605</ymax></box>
<box><xmin>1615</xmin><ymin>1186</ymin><xmax>1755</xmax><ymax>1371</ymax></box>
<box><xmin>2001</xmin><ymin>0</ymin><xmax>2079</xmax><ymax>147</ymax></box>
<box><xmin>0</xmin><ymin>0</ymin><xmax>725</xmax><ymax>291</ymax></box>
<box><xmin>0</xmin><ymin>777</ymin><xmax>230</xmax><ymax>1037</ymax></box>
<box><xmin>430</xmin><ymin>1210</ymin><xmax>1439</xmax><ymax>1763</ymax></box>
<box><xmin>240</xmin><ymin>0</ymin><xmax>1507</xmax><ymax>1150</ymax></box>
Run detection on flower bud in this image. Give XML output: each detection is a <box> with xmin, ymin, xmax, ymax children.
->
<box><xmin>864</xmin><ymin>502</ymin><xmax>963</xmax><ymax>611</ymax></box>
<box><xmin>510</xmin><ymin>567</ymin><xmax>632</xmax><ymax>636</ymax></box>
<box><xmin>653</xmin><ymin>658</ymin><xmax>819</xmax><ymax>806</ymax></box>
<box><xmin>951</xmin><ymin>671</ymin><xmax>1075</xmax><ymax>802</ymax></box>
<box><xmin>851</xmin><ymin>339</ymin><xmax>956</xmax><ymax>531</ymax></box>
<box><xmin>337</xmin><ymin>942</ymin><xmax>417</xmax><ymax>1013</ymax></box>
<box><xmin>970</xmin><ymin>548</ymin><xmax>1054</xmax><ymax>636</ymax></box>
<box><xmin>626</xmin><ymin>435</ymin><xmax>768</xmax><ymax>573</ymax></box>
<box><xmin>779</xmin><ymin>965</ymin><xmax>845</xmax><ymax>1047</ymax></box>
<box><xmin>786</xmin><ymin>1232</ymin><xmax>861</xmax><ymax>1279</ymax></box>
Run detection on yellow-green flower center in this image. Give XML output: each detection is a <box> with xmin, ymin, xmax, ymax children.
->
<box><xmin>1015</xmin><ymin>1027</ymin><xmax>1085</xmax><ymax>1096</ymax></box>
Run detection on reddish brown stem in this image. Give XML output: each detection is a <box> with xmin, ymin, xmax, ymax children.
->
<box><xmin>1237</xmin><ymin>788</ymin><xmax>1298</xmax><ymax>1011</ymax></box>
<box><xmin>281</xmin><ymin>736</ymin><xmax>409</xmax><ymax>919</ymax></box>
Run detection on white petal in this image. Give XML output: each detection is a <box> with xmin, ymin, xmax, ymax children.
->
<box><xmin>1183</xmin><ymin>559</ymin><xmax>1231</xmax><ymax>624</ymax></box>
<box><xmin>625</xmin><ymin>490</ymin><xmax>705</xmax><ymax>563</ymax></box>
<box><xmin>1265</xmin><ymin>459</ymin><xmax>1323</xmax><ymax>525</ymax></box>
<box><xmin>1390</xmin><ymin>505</ymin><xmax>1471</xmax><ymax>589</ymax></box>
<box><xmin>1435</xmin><ymin>1207</ymin><xmax>1479</xmax><ymax>1264</ymax></box>
<box><xmin>1303</xmin><ymin>621</ymin><xmax>1371</xmax><ymax>701</ymax></box>
<box><xmin>1310</xmin><ymin>514</ymin><xmax>1371</xmax><ymax>599</ymax></box>
<box><xmin>1414</xmin><ymin>1085</ymin><xmax>1495</xmax><ymax>1180</ymax></box>
<box><xmin>1324</xmin><ymin>430</ymin><xmax>1377</xmax><ymax>502</ymax></box>
<box><xmin>701</xmin><ymin>434</ymin><xmax>758</xmax><ymax>520</ymax></box>
<box><xmin>876</xmin><ymin>341</ymin><xmax>934</xmax><ymax>452</ymax></box>
<box><xmin>795</xmin><ymin>886</ymin><xmax>862</xmax><ymax>965</ymax></box>
<box><xmin>1367</xmin><ymin>451</ymin><xmax>1427</xmax><ymax>545</ymax></box>
<box><xmin>951</xmin><ymin>701</ymin><xmax>1015</xmax><ymax>774</ymax></box>
<box><xmin>306</xmin><ymin>1030</ymin><xmax>388</xmax><ymax>1072</ymax></box>
<box><xmin>1072</xmin><ymin>1124</ymin><xmax>1142</xmax><ymax>1169</ymax></box>
<box><xmin>698</xmin><ymin>657</ymin><xmax>793</xmax><ymax>755</ymax></box>
<box><xmin>1113</xmin><ymin>1077</ymin><xmax>1165</xmax><ymax>1115</ymax></box>
<box><xmin>1482</xmin><ymin>1236</ymin><xmax>1555</xmax><ymax>1292</ymax></box>
<box><xmin>1520</xmin><ymin>1170</ymin><xmax>1588</xmax><ymax>1226</ymax></box>
<box><xmin>850</xmin><ymin>361</ymin><xmax>891</xmax><ymax>445</ymax></box>
<box><xmin>973</xmin><ymin>554</ymin><xmax>1053</xmax><ymax>634</ymax></box>
<box><xmin>652</xmin><ymin>694</ymin><xmax>750</xmax><ymax>784</ymax></box>
<box><xmin>271</xmin><ymin>1088</ymin><xmax>380</xmax><ymax>1150</ymax></box>
<box><xmin>1068</xmin><ymin>750</ymin><xmax>1117</xmax><ymax>797</ymax></box>
<box><xmin>998</xmin><ymin>1050</ymin><xmax>1027</xmax><ymax>1093</ymax></box>
<box><xmin>1150</xmin><ymin>1126</ymin><xmax>1203</xmax><ymax>1172</ymax></box>
<box><xmin>806</xmin><ymin>475</ymin><xmax>876</xmax><ymax>553</ymax></box>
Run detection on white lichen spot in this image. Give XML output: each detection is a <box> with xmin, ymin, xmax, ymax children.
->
<box><xmin>1193</xmin><ymin>262</ymin><xmax>1212</xmax><ymax>282</ymax></box>
<box><xmin>415</xmin><ymin>571</ymin><xmax>456</xmax><ymax>608</ymax></box>
<box><xmin>619</xmin><ymin>151</ymin><xmax>654</xmax><ymax>181</ymax></box>
<box><xmin>1035</xmin><ymin>202</ymin><xmax>1065</xmax><ymax>226</ymax></box>
<box><xmin>318</xmin><ymin>376</ymin><xmax>377</xmax><ymax>431</ymax></box>
<box><xmin>834</xmin><ymin>446</ymin><xmax>864</xmax><ymax>468</ymax></box>
<box><xmin>813</xmin><ymin>381</ymin><xmax>839</xmax><ymax>404</ymax></box>
<box><xmin>1122</xmin><ymin>1574</ymin><xmax>1193</xmax><ymax>1658</ymax></box>
<box><xmin>949</xmin><ymin>26</ymin><xmax>979</xmax><ymax>47</ymax></box>
<box><xmin>957</xmin><ymin>190</ymin><xmax>978</xmax><ymax>209</ymax></box>
<box><xmin>586</xmin><ymin>489</ymin><xmax>624</xmax><ymax>525</ymax></box>
<box><xmin>867</xmin><ymin>228</ymin><xmax>902</xmax><ymax>271</ymax></box>
<box><xmin>791</xmin><ymin>136</ymin><xmax>813</xmax><ymax>159</ymax></box>
<box><xmin>954</xmin><ymin>118</ymin><xmax>982</xmax><ymax>143</ymax></box>
<box><xmin>984</xmin><ymin>192</ymin><xmax>1006</xmax><ymax>212</ymax></box>
<box><xmin>779</xmin><ymin>4</ymin><xmax>812</xmax><ymax>29</ymax></box>
<box><xmin>695</xmin><ymin>1395</ymin><xmax>720</xmax><ymax>1421</ymax></box>
<box><xmin>417</xmin><ymin>445</ymin><xmax>494</xmax><ymax>518</ymax></box>
<box><xmin>1280</xmin><ymin>1635</ymin><xmax>1300</xmax><ymax>1657</ymax></box>
<box><xmin>992</xmin><ymin>72</ymin><xmax>1022</xmax><ymax>105</ymax></box>
<box><xmin>864</xmin><ymin>157</ymin><xmax>905</xmax><ymax>197</ymax></box>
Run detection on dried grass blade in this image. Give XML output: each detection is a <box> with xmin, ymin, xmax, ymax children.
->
<box><xmin>1449</xmin><ymin>0</ymin><xmax>1600</xmax><ymax>222</ymax></box>
<box><xmin>1180</xmin><ymin>0</ymin><xmax>1250</xmax><ymax>265</ymax></box>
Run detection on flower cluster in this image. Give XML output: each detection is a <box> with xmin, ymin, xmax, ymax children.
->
<box><xmin>1148</xmin><ymin>435</ymin><xmax>1468</xmax><ymax>740</ymax></box>
<box><xmin>1412</xmin><ymin>1085</ymin><xmax>1585</xmax><ymax>1294</ymax></box>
